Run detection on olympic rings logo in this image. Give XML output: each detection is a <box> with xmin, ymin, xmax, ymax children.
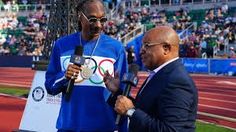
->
<box><xmin>98</xmin><ymin>59</ymin><xmax>114</xmax><ymax>76</ymax></box>
<box><xmin>62</xmin><ymin>56</ymin><xmax>70</xmax><ymax>71</ymax></box>
<box><xmin>89</xmin><ymin>66</ymin><xmax>106</xmax><ymax>84</ymax></box>
<box><xmin>71</xmin><ymin>58</ymin><xmax>115</xmax><ymax>84</ymax></box>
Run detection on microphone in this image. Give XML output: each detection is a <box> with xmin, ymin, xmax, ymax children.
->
<box><xmin>65</xmin><ymin>45</ymin><xmax>85</xmax><ymax>101</ymax></box>
<box><xmin>116</xmin><ymin>64</ymin><xmax>139</xmax><ymax>125</ymax></box>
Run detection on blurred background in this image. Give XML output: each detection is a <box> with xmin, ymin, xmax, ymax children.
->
<box><xmin>0</xmin><ymin>0</ymin><xmax>236</xmax><ymax>132</ymax></box>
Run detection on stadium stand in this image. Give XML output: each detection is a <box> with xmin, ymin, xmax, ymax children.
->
<box><xmin>0</xmin><ymin>0</ymin><xmax>235</xmax><ymax>67</ymax></box>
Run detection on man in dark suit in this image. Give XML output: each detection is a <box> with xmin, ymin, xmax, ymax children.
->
<box><xmin>104</xmin><ymin>26</ymin><xmax>198</xmax><ymax>132</ymax></box>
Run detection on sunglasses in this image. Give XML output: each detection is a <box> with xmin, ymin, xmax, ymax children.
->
<box><xmin>81</xmin><ymin>12</ymin><xmax>107</xmax><ymax>24</ymax></box>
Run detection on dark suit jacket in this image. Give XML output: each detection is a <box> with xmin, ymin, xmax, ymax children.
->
<box><xmin>129</xmin><ymin>59</ymin><xmax>198</xmax><ymax>132</ymax></box>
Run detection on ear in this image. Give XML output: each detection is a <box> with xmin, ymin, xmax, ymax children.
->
<box><xmin>163</xmin><ymin>45</ymin><xmax>171</xmax><ymax>55</ymax></box>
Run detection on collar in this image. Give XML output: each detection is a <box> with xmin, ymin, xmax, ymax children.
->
<box><xmin>151</xmin><ymin>57</ymin><xmax>179</xmax><ymax>74</ymax></box>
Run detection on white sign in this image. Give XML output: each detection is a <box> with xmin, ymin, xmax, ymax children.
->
<box><xmin>19</xmin><ymin>71</ymin><xmax>61</xmax><ymax>132</ymax></box>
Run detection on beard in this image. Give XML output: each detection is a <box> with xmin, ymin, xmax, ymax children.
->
<box><xmin>90</xmin><ymin>26</ymin><xmax>102</xmax><ymax>35</ymax></box>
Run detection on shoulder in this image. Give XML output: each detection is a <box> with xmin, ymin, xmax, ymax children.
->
<box><xmin>101</xmin><ymin>34</ymin><xmax>124</xmax><ymax>48</ymax></box>
<box><xmin>167</xmin><ymin>68</ymin><xmax>196</xmax><ymax>94</ymax></box>
<box><xmin>55</xmin><ymin>32</ymin><xmax>79</xmax><ymax>46</ymax></box>
<box><xmin>167</xmin><ymin>60</ymin><xmax>194</xmax><ymax>85</ymax></box>
<box><xmin>170</xmin><ymin>63</ymin><xmax>191</xmax><ymax>80</ymax></box>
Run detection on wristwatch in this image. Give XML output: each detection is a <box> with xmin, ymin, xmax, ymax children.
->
<box><xmin>126</xmin><ymin>108</ymin><xmax>135</xmax><ymax>117</ymax></box>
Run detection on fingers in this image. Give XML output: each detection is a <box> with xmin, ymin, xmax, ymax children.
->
<box><xmin>65</xmin><ymin>64</ymin><xmax>82</xmax><ymax>79</ymax></box>
<box><xmin>103</xmin><ymin>70</ymin><xmax>113</xmax><ymax>83</ymax></box>
<box><xmin>103</xmin><ymin>71</ymin><xmax>109</xmax><ymax>82</ymax></box>
<box><xmin>115</xmin><ymin>95</ymin><xmax>125</xmax><ymax>115</ymax></box>
<box><xmin>103</xmin><ymin>70</ymin><xmax>119</xmax><ymax>81</ymax></box>
<box><xmin>115</xmin><ymin>95</ymin><xmax>134</xmax><ymax>115</ymax></box>
<box><xmin>104</xmin><ymin>70</ymin><xmax>111</xmax><ymax>78</ymax></box>
<box><xmin>114</xmin><ymin>70</ymin><xmax>120</xmax><ymax>79</ymax></box>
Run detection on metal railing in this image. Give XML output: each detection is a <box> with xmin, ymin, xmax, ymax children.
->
<box><xmin>0</xmin><ymin>4</ymin><xmax>50</xmax><ymax>12</ymax></box>
<box><xmin>178</xmin><ymin>22</ymin><xmax>196</xmax><ymax>40</ymax></box>
<box><xmin>124</xmin><ymin>0</ymin><xmax>236</xmax><ymax>12</ymax></box>
<box><xmin>134</xmin><ymin>0</ymin><xmax>235</xmax><ymax>7</ymax></box>
<box><xmin>120</xmin><ymin>25</ymin><xmax>146</xmax><ymax>46</ymax></box>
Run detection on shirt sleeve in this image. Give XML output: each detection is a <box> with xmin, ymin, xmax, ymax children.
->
<box><xmin>44</xmin><ymin>41</ymin><xmax>68</xmax><ymax>95</ymax></box>
<box><xmin>103</xmin><ymin>45</ymin><xmax>128</xmax><ymax>101</ymax></box>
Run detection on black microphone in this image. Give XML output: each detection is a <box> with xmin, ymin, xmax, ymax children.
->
<box><xmin>65</xmin><ymin>45</ymin><xmax>85</xmax><ymax>101</ymax></box>
<box><xmin>116</xmin><ymin>64</ymin><xmax>139</xmax><ymax>125</ymax></box>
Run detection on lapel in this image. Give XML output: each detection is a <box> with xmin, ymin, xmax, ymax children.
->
<box><xmin>135</xmin><ymin>59</ymin><xmax>182</xmax><ymax>100</ymax></box>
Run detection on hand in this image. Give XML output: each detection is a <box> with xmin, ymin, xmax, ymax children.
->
<box><xmin>115</xmin><ymin>95</ymin><xmax>134</xmax><ymax>115</ymax></box>
<box><xmin>65</xmin><ymin>64</ymin><xmax>81</xmax><ymax>79</ymax></box>
<box><xmin>103</xmin><ymin>70</ymin><xmax>120</xmax><ymax>94</ymax></box>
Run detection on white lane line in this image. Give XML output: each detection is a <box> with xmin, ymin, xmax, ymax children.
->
<box><xmin>200</xmin><ymin>97</ymin><xmax>236</xmax><ymax>104</ymax></box>
<box><xmin>0</xmin><ymin>93</ymin><xmax>27</xmax><ymax>100</ymax></box>
<box><xmin>0</xmin><ymin>79</ymin><xmax>32</xmax><ymax>83</ymax></box>
<box><xmin>199</xmin><ymin>104</ymin><xmax>236</xmax><ymax>112</ymax></box>
<box><xmin>198</xmin><ymin>111</ymin><xmax>236</xmax><ymax>122</ymax></box>
<box><xmin>199</xmin><ymin>88</ymin><xmax>236</xmax><ymax>93</ymax></box>
<box><xmin>199</xmin><ymin>91</ymin><xmax>236</xmax><ymax>98</ymax></box>
<box><xmin>0</xmin><ymin>82</ymin><xmax>30</xmax><ymax>88</ymax></box>
<box><xmin>216</xmin><ymin>81</ymin><xmax>236</xmax><ymax>86</ymax></box>
<box><xmin>197</xmin><ymin>84</ymin><xmax>235</xmax><ymax>89</ymax></box>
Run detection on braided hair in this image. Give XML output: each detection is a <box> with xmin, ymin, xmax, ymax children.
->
<box><xmin>76</xmin><ymin>0</ymin><xmax>103</xmax><ymax>13</ymax></box>
<box><xmin>76</xmin><ymin>0</ymin><xmax>104</xmax><ymax>30</ymax></box>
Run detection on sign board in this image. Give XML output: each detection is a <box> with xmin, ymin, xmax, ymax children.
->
<box><xmin>19</xmin><ymin>71</ymin><xmax>61</xmax><ymax>132</ymax></box>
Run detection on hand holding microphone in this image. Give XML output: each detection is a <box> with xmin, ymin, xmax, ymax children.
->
<box><xmin>115</xmin><ymin>95</ymin><xmax>135</xmax><ymax>115</ymax></box>
<box><xmin>65</xmin><ymin>45</ymin><xmax>85</xmax><ymax>101</ymax></box>
<box><xmin>65</xmin><ymin>64</ymin><xmax>81</xmax><ymax>80</ymax></box>
<box><xmin>104</xmin><ymin>64</ymin><xmax>139</xmax><ymax>124</ymax></box>
<box><xmin>115</xmin><ymin>64</ymin><xmax>139</xmax><ymax>124</ymax></box>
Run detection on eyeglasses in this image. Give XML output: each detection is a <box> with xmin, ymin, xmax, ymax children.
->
<box><xmin>141</xmin><ymin>42</ymin><xmax>166</xmax><ymax>49</ymax></box>
<box><xmin>81</xmin><ymin>12</ymin><xmax>107</xmax><ymax>24</ymax></box>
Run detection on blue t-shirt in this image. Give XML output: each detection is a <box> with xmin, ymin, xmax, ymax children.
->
<box><xmin>45</xmin><ymin>32</ymin><xmax>128</xmax><ymax>131</ymax></box>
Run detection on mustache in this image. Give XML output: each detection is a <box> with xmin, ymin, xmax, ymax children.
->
<box><xmin>90</xmin><ymin>26</ymin><xmax>101</xmax><ymax>33</ymax></box>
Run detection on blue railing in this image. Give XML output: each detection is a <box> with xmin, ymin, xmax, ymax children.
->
<box><xmin>182</xmin><ymin>58</ymin><xmax>236</xmax><ymax>76</ymax></box>
<box><xmin>0</xmin><ymin>56</ymin><xmax>235</xmax><ymax>76</ymax></box>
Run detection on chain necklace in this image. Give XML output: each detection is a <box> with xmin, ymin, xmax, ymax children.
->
<box><xmin>80</xmin><ymin>33</ymin><xmax>100</xmax><ymax>79</ymax></box>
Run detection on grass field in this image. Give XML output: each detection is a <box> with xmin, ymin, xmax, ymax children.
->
<box><xmin>0</xmin><ymin>86</ymin><xmax>235</xmax><ymax>132</ymax></box>
<box><xmin>196</xmin><ymin>122</ymin><xmax>235</xmax><ymax>132</ymax></box>
<box><xmin>0</xmin><ymin>85</ymin><xmax>29</xmax><ymax>97</ymax></box>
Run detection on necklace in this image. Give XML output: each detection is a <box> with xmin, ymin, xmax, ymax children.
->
<box><xmin>80</xmin><ymin>33</ymin><xmax>100</xmax><ymax>79</ymax></box>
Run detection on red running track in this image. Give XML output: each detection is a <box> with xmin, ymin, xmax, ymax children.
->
<box><xmin>0</xmin><ymin>68</ymin><xmax>236</xmax><ymax>131</ymax></box>
<box><xmin>0</xmin><ymin>94</ymin><xmax>26</xmax><ymax>132</ymax></box>
<box><xmin>0</xmin><ymin>67</ymin><xmax>35</xmax><ymax>88</ymax></box>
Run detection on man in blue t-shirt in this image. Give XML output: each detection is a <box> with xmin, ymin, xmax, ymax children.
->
<box><xmin>45</xmin><ymin>0</ymin><xmax>128</xmax><ymax>131</ymax></box>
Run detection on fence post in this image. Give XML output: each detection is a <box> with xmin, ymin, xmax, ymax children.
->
<box><xmin>208</xmin><ymin>58</ymin><xmax>210</xmax><ymax>74</ymax></box>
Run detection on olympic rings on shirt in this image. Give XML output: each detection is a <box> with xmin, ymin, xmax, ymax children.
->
<box><xmin>98</xmin><ymin>59</ymin><xmax>114</xmax><ymax>76</ymax></box>
<box><xmin>62</xmin><ymin>56</ymin><xmax>70</xmax><ymax>71</ymax></box>
<box><xmin>89</xmin><ymin>66</ymin><xmax>106</xmax><ymax>84</ymax></box>
<box><xmin>74</xmin><ymin>65</ymin><xmax>106</xmax><ymax>84</ymax></box>
<box><xmin>84</xmin><ymin>57</ymin><xmax>97</xmax><ymax>74</ymax></box>
<box><xmin>64</xmin><ymin>57</ymin><xmax>114</xmax><ymax>84</ymax></box>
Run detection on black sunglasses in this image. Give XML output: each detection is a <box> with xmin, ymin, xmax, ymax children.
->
<box><xmin>81</xmin><ymin>12</ymin><xmax>107</xmax><ymax>24</ymax></box>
